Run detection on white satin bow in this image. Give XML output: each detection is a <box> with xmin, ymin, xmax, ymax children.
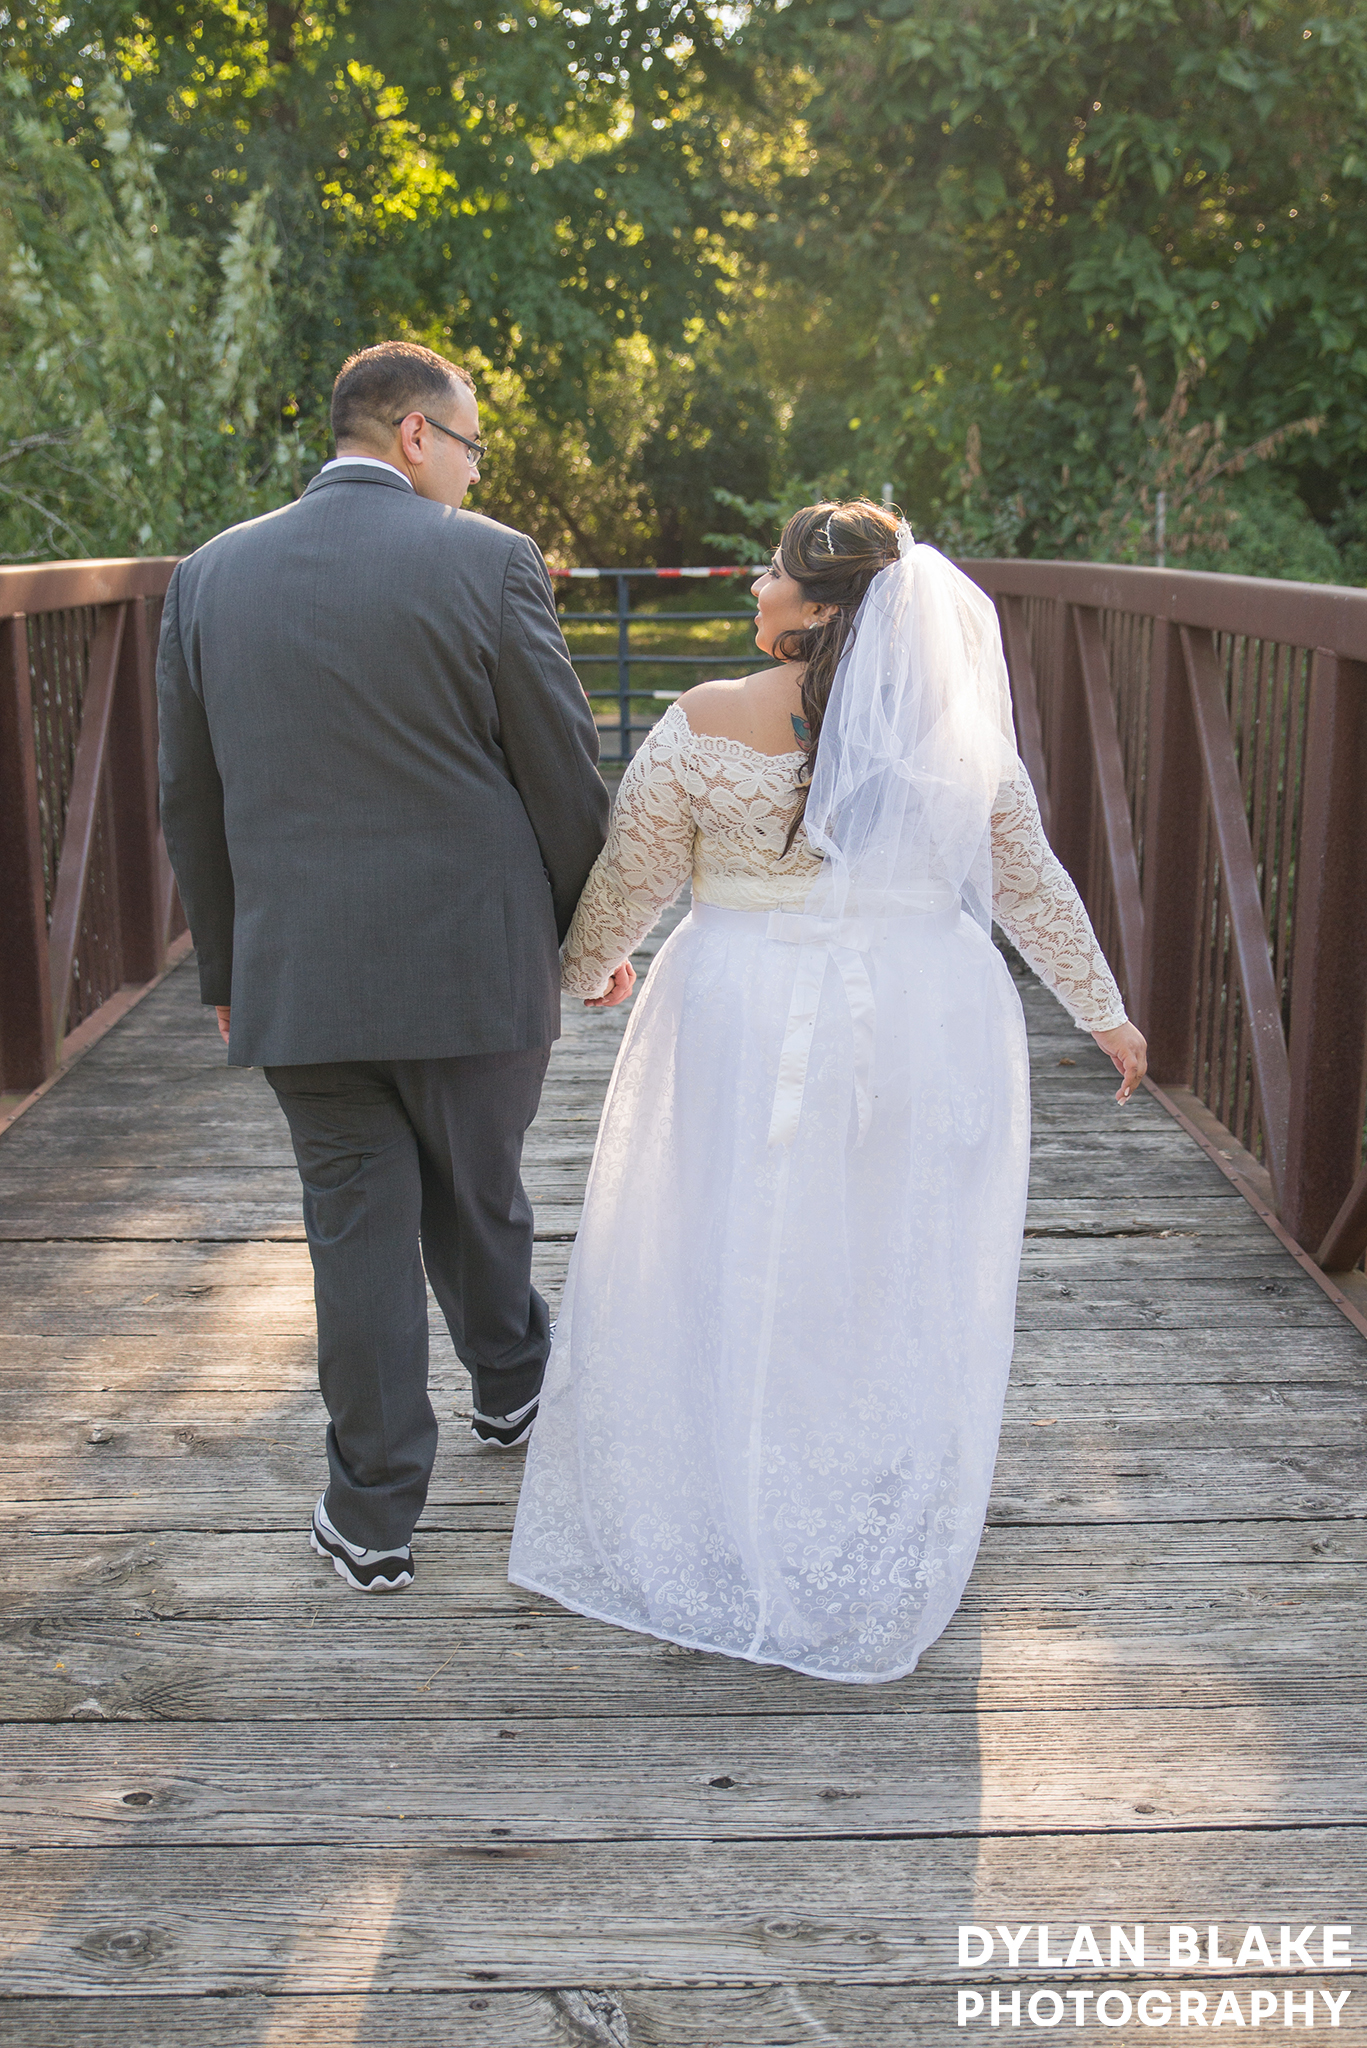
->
<box><xmin>765</xmin><ymin>911</ymin><xmax>879</xmax><ymax>1149</ymax></box>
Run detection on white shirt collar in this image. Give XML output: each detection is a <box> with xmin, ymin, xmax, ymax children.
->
<box><xmin>322</xmin><ymin>455</ymin><xmax>414</xmax><ymax>490</ymax></box>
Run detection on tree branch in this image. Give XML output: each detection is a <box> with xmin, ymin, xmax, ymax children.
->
<box><xmin>0</xmin><ymin>428</ymin><xmax>85</xmax><ymax>468</ymax></box>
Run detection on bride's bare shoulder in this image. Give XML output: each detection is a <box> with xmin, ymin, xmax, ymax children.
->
<box><xmin>677</xmin><ymin>670</ymin><xmax>799</xmax><ymax>752</ymax></box>
<box><xmin>677</xmin><ymin>677</ymin><xmax>756</xmax><ymax>738</ymax></box>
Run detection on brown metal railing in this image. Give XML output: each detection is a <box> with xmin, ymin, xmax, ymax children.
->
<box><xmin>3</xmin><ymin>550</ymin><xmax>1365</xmax><ymax>1284</ymax></box>
<box><xmin>963</xmin><ymin>560</ymin><xmax>1367</xmax><ymax>1280</ymax></box>
<box><xmin>0</xmin><ymin>558</ymin><xmax>183</xmax><ymax>1098</ymax></box>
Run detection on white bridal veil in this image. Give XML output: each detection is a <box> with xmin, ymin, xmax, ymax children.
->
<box><xmin>801</xmin><ymin>525</ymin><xmax>1021</xmax><ymax>930</ymax></box>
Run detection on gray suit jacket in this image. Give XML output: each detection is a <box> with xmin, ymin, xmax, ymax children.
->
<box><xmin>157</xmin><ymin>463</ymin><xmax>610</xmax><ymax>1066</ymax></box>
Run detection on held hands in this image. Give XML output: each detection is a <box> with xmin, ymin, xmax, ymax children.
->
<box><xmin>1091</xmin><ymin>1020</ymin><xmax>1147</xmax><ymax>1104</ymax></box>
<box><xmin>585</xmin><ymin>962</ymin><xmax>635</xmax><ymax>1009</ymax></box>
<box><xmin>218</xmin><ymin>968</ymin><xmax>638</xmax><ymax>1032</ymax></box>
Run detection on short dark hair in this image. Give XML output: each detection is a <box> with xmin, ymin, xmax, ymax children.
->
<box><xmin>330</xmin><ymin>341</ymin><xmax>475</xmax><ymax>447</ymax></box>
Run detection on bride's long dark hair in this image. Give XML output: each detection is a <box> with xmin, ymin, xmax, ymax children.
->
<box><xmin>775</xmin><ymin>498</ymin><xmax>903</xmax><ymax>855</ymax></box>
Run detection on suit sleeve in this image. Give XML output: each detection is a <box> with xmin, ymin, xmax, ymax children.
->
<box><xmin>493</xmin><ymin>536</ymin><xmax>611</xmax><ymax>940</ymax></box>
<box><xmin>156</xmin><ymin>564</ymin><xmax>236</xmax><ymax>1006</ymax></box>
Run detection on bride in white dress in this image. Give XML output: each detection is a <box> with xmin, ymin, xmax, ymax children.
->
<box><xmin>509</xmin><ymin>501</ymin><xmax>1146</xmax><ymax>1683</ymax></box>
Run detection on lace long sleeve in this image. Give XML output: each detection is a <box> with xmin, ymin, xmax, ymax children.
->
<box><xmin>561</xmin><ymin>716</ymin><xmax>696</xmax><ymax>998</ymax></box>
<box><xmin>991</xmin><ymin>771</ymin><xmax>1128</xmax><ymax>1032</ymax></box>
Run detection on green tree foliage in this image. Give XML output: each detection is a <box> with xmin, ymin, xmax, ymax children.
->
<box><xmin>463</xmin><ymin>325</ymin><xmax>778</xmax><ymax>564</ymax></box>
<box><xmin>747</xmin><ymin>0</ymin><xmax>1367</xmax><ymax>566</ymax></box>
<box><xmin>3</xmin><ymin>0</ymin><xmax>1366</xmax><ymax>573</ymax></box>
<box><xmin>0</xmin><ymin>69</ymin><xmax>297</xmax><ymax>558</ymax></box>
<box><xmin>4</xmin><ymin>4</ymin><xmax>760</xmax><ymax>441</ymax></box>
<box><xmin>1</xmin><ymin>0</ymin><xmax>775</xmax><ymax>559</ymax></box>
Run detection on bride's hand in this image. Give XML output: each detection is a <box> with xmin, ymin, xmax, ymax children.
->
<box><xmin>585</xmin><ymin>961</ymin><xmax>635</xmax><ymax>1009</ymax></box>
<box><xmin>1091</xmin><ymin>1020</ymin><xmax>1147</xmax><ymax>1104</ymax></box>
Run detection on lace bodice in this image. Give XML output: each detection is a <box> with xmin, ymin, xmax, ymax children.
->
<box><xmin>563</xmin><ymin>702</ymin><xmax>1126</xmax><ymax>1031</ymax></box>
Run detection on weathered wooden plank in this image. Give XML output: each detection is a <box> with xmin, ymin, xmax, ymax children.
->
<box><xmin>0</xmin><ymin>1289</ymin><xmax>1332</xmax><ymax>1334</ymax></box>
<box><xmin>0</xmin><ymin>1127</ymin><xmax>1242</xmax><ymax>1188</ymax></box>
<box><xmin>13</xmin><ymin>1541</ymin><xmax>1363</xmax><ymax>1635</ymax></box>
<box><xmin>1</xmin><ymin>1833</ymin><xmax>1362</xmax><ymax>1993</ymax></box>
<box><xmin>0</xmin><ymin>1240</ymin><xmax>1351</xmax><ymax>1336</ymax></box>
<box><xmin>4</xmin><ymin>1606</ymin><xmax>1365</xmax><ymax>1724</ymax></box>
<box><xmin>0</xmin><ymin>1192</ymin><xmax>1284</xmax><ymax>1249</ymax></box>
<box><xmin>1</xmin><ymin>1179</ymin><xmax>1264</xmax><ymax>1239</ymax></box>
<box><xmin>0</xmin><ymin>1128</ymin><xmax>606</xmax><ymax>1189</ymax></box>
<box><xmin>4</xmin><ymin>1410</ymin><xmax>1361</xmax><ymax>1479</ymax></box>
<box><xmin>0</xmin><ymin>1240</ymin><xmax>574</xmax><ymax>1333</ymax></box>
<box><xmin>4</xmin><ymin>1984</ymin><xmax>1364</xmax><ymax>2048</ymax></box>
<box><xmin>0</xmin><ymin>1994</ymin><xmax>567</xmax><ymax>2048</ymax></box>
<box><xmin>0</xmin><ymin>1072</ymin><xmax>614</xmax><ymax>1135</ymax></box>
<box><xmin>4</xmin><ymin>1703</ymin><xmax>1366</xmax><ymax>1847</ymax></box>
<box><xmin>7</xmin><ymin>1519</ymin><xmax>1364</xmax><ymax>1645</ymax></box>
<box><xmin>0</xmin><ymin>1200</ymin><xmax>1320</xmax><ymax>1286</ymax></box>
<box><xmin>6</xmin><ymin>1319</ymin><xmax>1363</xmax><ymax>1392</ymax></box>
<box><xmin>7</xmin><ymin>1512</ymin><xmax>1365</xmax><ymax>1602</ymax></box>
<box><xmin>0</xmin><ymin>1198</ymin><xmax>586</xmax><ymax>1243</ymax></box>
<box><xmin>6</xmin><ymin>1434</ymin><xmax>1364</xmax><ymax>1528</ymax></box>
<box><xmin>4</xmin><ymin>1523</ymin><xmax>1360</xmax><ymax>1621</ymax></box>
<box><xmin>7</xmin><ymin>1378</ymin><xmax>1362</xmax><ymax>1434</ymax></box>
<box><xmin>0</xmin><ymin>1183</ymin><xmax>1265</xmax><ymax>1222</ymax></box>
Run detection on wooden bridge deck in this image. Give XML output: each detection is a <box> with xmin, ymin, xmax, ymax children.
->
<box><xmin>2</xmin><ymin>906</ymin><xmax>1364</xmax><ymax>2046</ymax></box>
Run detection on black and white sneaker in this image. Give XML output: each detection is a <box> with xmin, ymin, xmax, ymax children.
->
<box><xmin>309</xmin><ymin>1494</ymin><xmax>414</xmax><ymax>1591</ymax></box>
<box><xmin>471</xmin><ymin>1395</ymin><xmax>538</xmax><ymax>1448</ymax></box>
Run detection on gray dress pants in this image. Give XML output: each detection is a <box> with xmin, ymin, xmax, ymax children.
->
<box><xmin>265</xmin><ymin>1049</ymin><xmax>552</xmax><ymax>1550</ymax></box>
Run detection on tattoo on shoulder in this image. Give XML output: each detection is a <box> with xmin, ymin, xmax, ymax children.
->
<box><xmin>790</xmin><ymin>712</ymin><xmax>811</xmax><ymax>746</ymax></box>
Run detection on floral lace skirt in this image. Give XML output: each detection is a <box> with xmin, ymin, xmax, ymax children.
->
<box><xmin>508</xmin><ymin>899</ymin><xmax>1031</xmax><ymax>1683</ymax></box>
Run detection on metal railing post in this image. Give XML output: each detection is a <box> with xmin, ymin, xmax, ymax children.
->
<box><xmin>1071</xmin><ymin>604</ymin><xmax>1144</xmax><ymax>1005</ymax></box>
<box><xmin>1137</xmin><ymin>622</ymin><xmax>1203</xmax><ymax>1079</ymax></box>
<box><xmin>1051</xmin><ymin>603</ymin><xmax>1095</xmax><ymax>895</ymax></box>
<box><xmin>109</xmin><ymin>595</ymin><xmax>165</xmax><ymax>983</ymax></box>
<box><xmin>0</xmin><ymin>612</ymin><xmax>56</xmax><ymax>1093</ymax></box>
<box><xmin>616</xmin><ymin>574</ymin><xmax>631</xmax><ymax>763</ymax></box>
<box><xmin>996</xmin><ymin>596</ymin><xmax>1052</xmax><ymax>838</ymax></box>
<box><xmin>46</xmin><ymin>601</ymin><xmax>127</xmax><ymax>1048</ymax></box>
<box><xmin>1179</xmin><ymin>622</ymin><xmax>1292</xmax><ymax>1203</ymax></box>
<box><xmin>1283</xmin><ymin>650</ymin><xmax>1367</xmax><ymax>1252</ymax></box>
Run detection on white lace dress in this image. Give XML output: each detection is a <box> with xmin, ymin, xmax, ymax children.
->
<box><xmin>508</xmin><ymin>702</ymin><xmax>1125</xmax><ymax>1683</ymax></box>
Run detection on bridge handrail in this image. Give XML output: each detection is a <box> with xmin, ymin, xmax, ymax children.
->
<box><xmin>0</xmin><ymin>558</ymin><xmax>180</xmax><ymax>1100</ymax></box>
<box><xmin>3</xmin><ymin>551</ymin><xmax>1365</xmax><ymax>1280</ymax></box>
<box><xmin>964</xmin><ymin>558</ymin><xmax>1367</xmax><ymax>1279</ymax></box>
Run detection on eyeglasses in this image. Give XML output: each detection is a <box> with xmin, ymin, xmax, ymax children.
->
<box><xmin>392</xmin><ymin>413</ymin><xmax>488</xmax><ymax>463</ymax></box>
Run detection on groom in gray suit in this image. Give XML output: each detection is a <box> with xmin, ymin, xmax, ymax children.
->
<box><xmin>157</xmin><ymin>340</ymin><xmax>616</xmax><ymax>1591</ymax></box>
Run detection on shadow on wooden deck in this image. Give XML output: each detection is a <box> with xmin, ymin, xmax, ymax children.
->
<box><xmin>1</xmin><ymin>907</ymin><xmax>1364</xmax><ymax>2045</ymax></box>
